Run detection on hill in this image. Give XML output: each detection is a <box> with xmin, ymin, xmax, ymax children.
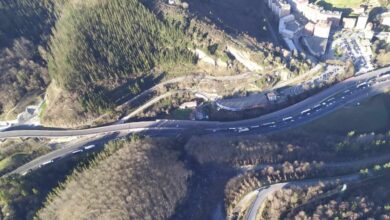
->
<box><xmin>42</xmin><ymin>0</ymin><xmax>196</xmax><ymax>126</ymax></box>
<box><xmin>0</xmin><ymin>0</ymin><xmax>56</xmax><ymax>119</ymax></box>
<box><xmin>36</xmin><ymin>138</ymin><xmax>191</xmax><ymax>220</ymax></box>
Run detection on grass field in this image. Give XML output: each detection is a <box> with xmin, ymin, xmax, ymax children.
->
<box><xmin>302</xmin><ymin>93</ymin><xmax>390</xmax><ymax>134</ymax></box>
<box><xmin>316</xmin><ymin>0</ymin><xmax>366</xmax><ymax>8</ymax></box>
<box><xmin>170</xmin><ymin>109</ymin><xmax>193</xmax><ymax>120</ymax></box>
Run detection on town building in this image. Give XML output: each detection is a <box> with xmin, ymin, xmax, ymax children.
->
<box><xmin>304</xmin><ymin>22</ymin><xmax>315</xmax><ymax>35</ymax></box>
<box><xmin>279</xmin><ymin>14</ymin><xmax>298</xmax><ymax>38</ymax></box>
<box><xmin>376</xmin><ymin>32</ymin><xmax>390</xmax><ymax>43</ymax></box>
<box><xmin>267</xmin><ymin>0</ymin><xmax>291</xmax><ymax>18</ymax></box>
<box><xmin>381</xmin><ymin>12</ymin><xmax>390</xmax><ymax>26</ymax></box>
<box><xmin>287</xmin><ymin>0</ymin><xmax>309</xmax><ymax>12</ymax></box>
<box><xmin>343</xmin><ymin>17</ymin><xmax>357</xmax><ymax>29</ymax></box>
<box><xmin>304</xmin><ymin>5</ymin><xmax>341</xmax><ymax>27</ymax></box>
<box><xmin>356</xmin><ymin>13</ymin><xmax>368</xmax><ymax>30</ymax></box>
<box><xmin>365</xmin><ymin>22</ymin><xmax>373</xmax><ymax>31</ymax></box>
<box><xmin>313</xmin><ymin>21</ymin><xmax>331</xmax><ymax>39</ymax></box>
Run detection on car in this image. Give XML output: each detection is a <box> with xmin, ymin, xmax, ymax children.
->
<box><xmin>238</xmin><ymin>128</ymin><xmax>250</xmax><ymax>133</ymax></box>
<box><xmin>301</xmin><ymin>109</ymin><xmax>311</xmax><ymax>115</ymax></box>
<box><xmin>21</xmin><ymin>169</ymin><xmax>32</xmax><ymax>176</ymax></box>
<box><xmin>261</xmin><ymin>122</ymin><xmax>275</xmax><ymax>127</ymax></box>
<box><xmin>282</xmin><ymin>116</ymin><xmax>293</xmax><ymax>121</ymax></box>
<box><xmin>73</xmin><ymin>148</ymin><xmax>84</xmax><ymax>154</ymax></box>
<box><xmin>84</xmin><ymin>145</ymin><xmax>96</xmax><ymax>150</ymax></box>
<box><xmin>356</xmin><ymin>82</ymin><xmax>367</xmax><ymax>89</ymax></box>
<box><xmin>327</xmin><ymin>97</ymin><xmax>335</xmax><ymax>102</ymax></box>
<box><xmin>39</xmin><ymin>160</ymin><xmax>54</xmax><ymax>168</ymax></box>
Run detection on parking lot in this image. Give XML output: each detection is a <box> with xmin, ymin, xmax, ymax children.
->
<box><xmin>331</xmin><ymin>32</ymin><xmax>375</xmax><ymax>74</ymax></box>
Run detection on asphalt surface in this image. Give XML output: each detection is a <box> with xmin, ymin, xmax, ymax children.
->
<box><xmin>244</xmin><ymin>175</ymin><xmax>360</xmax><ymax>220</ymax></box>
<box><xmin>1</xmin><ymin>66</ymin><xmax>390</xmax><ymax>176</ymax></box>
<box><xmin>1</xmin><ymin>67</ymin><xmax>389</xmax><ymax>139</ymax></box>
<box><xmin>5</xmin><ymin>128</ymin><xmax>185</xmax><ymax>176</ymax></box>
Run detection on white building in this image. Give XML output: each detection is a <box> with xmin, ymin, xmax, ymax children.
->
<box><xmin>343</xmin><ymin>17</ymin><xmax>357</xmax><ymax>29</ymax></box>
<box><xmin>356</xmin><ymin>13</ymin><xmax>368</xmax><ymax>30</ymax></box>
<box><xmin>293</xmin><ymin>3</ymin><xmax>341</xmax><ymax>27</ymax></box>
<box><xmin>313</xmin><ymin>21</ymin><xmax>331</xmax><ymax>39</ymax></box>
<box><xmin>381</xmin><ymin>12</ymin><xmax>390</xmax><ymax>26</ymax></box>
<box><xmin>267</xmin><ymin>0</ymin><xmax>291</xmax><ymax>18</ymax></box>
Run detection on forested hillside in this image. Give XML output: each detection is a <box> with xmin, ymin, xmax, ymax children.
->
<box><xmin>0</xmin><ymin>0</ymin><xmax>196</xmax><ymax>124</ymax></box>
<box><xmin>44</xmin><ymin>0</ymin><xmax>196</xmax><ymax>121</ymax></box>
<box><xmin>0</xmin><ymin>38</ymin><xmax>50</xmax><ymax>117</ymax></box>
<box><xmin>0</xmin><ymin>0</ymin><xmax>57</xmax><ymax>118</ymax></box>
<box><xmin>0</xmin><ymin>0</ymin><xmax>56</xmax><ymax>47</ymax></box>
<box><xmin>37</xmin><ymin>138</ymin><xmax>191</xmax><ymax>220</ymax></box>
<box><xmin>49</xmin><ymin>0</ymin><xmax>195</xmax><ymax>91</ymax></box>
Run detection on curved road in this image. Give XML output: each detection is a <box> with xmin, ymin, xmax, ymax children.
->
<box><xmin>234</xmin><ymin>154</ymin><xmax>390</xmax><ymax>220</ymax></box>
<box><xmin>1</xmin><ymin>66</ymin><xmax>389</xmax><ymax>139</ymax></box>
<box><xmin>244</xmin><ymin>174</ymin><xmax>360</xmax><ymax>220</ymax></box>
<box><xmin>1</xmin><ymin>67</ymin><xmax>389</xmax><ymax>176</ymax></box>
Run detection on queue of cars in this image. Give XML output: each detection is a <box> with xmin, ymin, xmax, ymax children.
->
<box><xmin>228</xmin><ymin>71</ymin><xmax>390</xmax><ymax>134</ymax></box>
<box><xmin>30</xmin><ymin>144</ymin><xmax>97</xmax><ymax>173</ymax></box>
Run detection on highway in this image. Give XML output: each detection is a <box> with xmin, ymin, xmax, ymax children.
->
<box><xmin>1</xmin><ymin>66</ymin><xmax>389</xmax><ymax>139</ymax></box>
<box><xmin>1</xmin><ymin>66</ymin><xmax>390</xmax><ymax>175</ymax></box>
<box><xmin>5</xmin><ymin>128</ymin><xmax>185</xmax><ymax>176</ymax></box>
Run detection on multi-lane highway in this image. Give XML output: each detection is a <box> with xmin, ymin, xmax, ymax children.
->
<box><xmin>1</xmin><ymin>66</ymin><xmax>390</xmax><ymax>175</ymax></box>
<box><xmin>1</xmin><ymin>66</ymin><xmax>389</xmax><ymax>139</ymax></box>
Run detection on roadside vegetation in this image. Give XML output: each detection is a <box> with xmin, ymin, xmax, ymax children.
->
<box><xmin>0</xmin><ymin>139</ymin><xmax>51</xmax><ymax>175</ymax></box>
<box><xmin>372</xmin><ymin>40</ymin><xmax>390</xmax><ymax>67</ymax></box>
<box><xmin>0</xmin><ymin>145</ymin><xmax>99</xmax><ymax>220</ymax></box>
<box><xmin>182</xmin><ymin>127</ymin><xmax>390</xmax><ymax>218</ymax></box>
<box><xmin>265</xmin><ymin>163</ymin><xmax>390</xmax><ymax>220</ymax></box>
